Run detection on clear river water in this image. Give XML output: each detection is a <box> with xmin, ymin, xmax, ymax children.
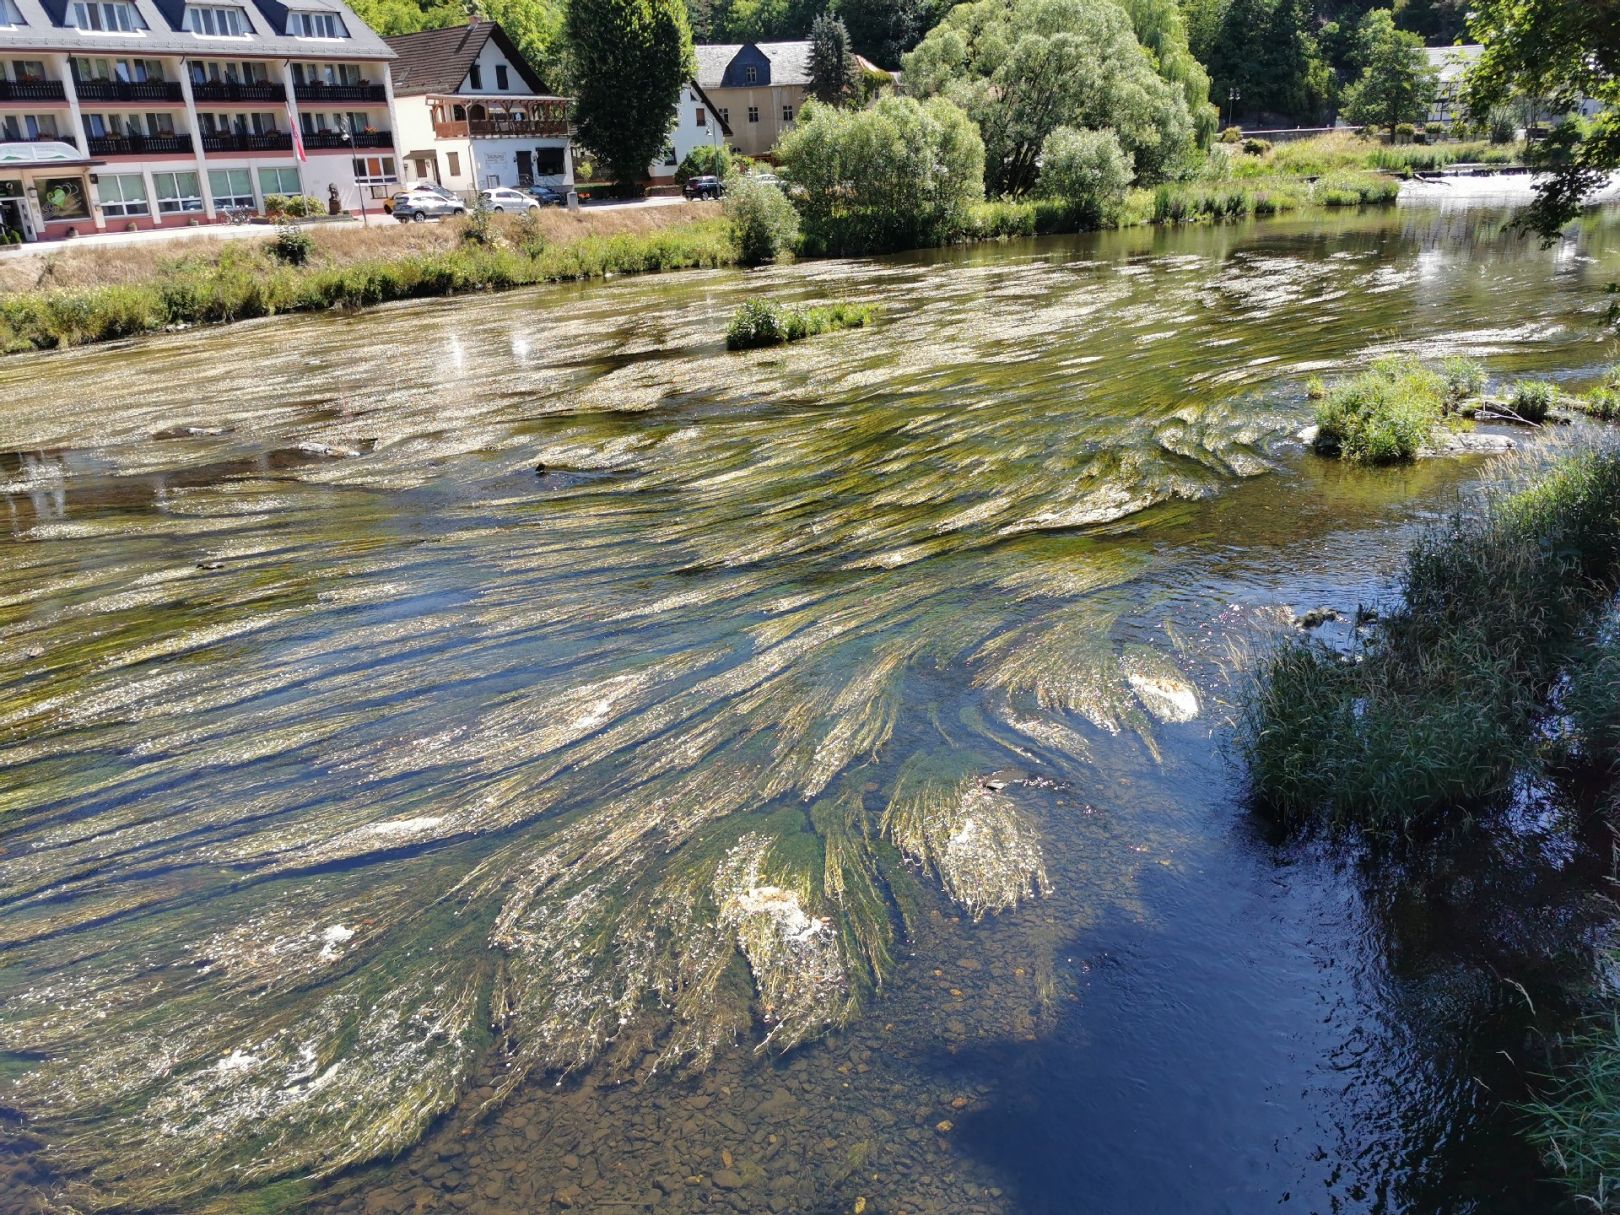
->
<box><xmin>4</xmin><ymin>195</ymin><xmax>1620</xmax><ymax>1215</ymax></box>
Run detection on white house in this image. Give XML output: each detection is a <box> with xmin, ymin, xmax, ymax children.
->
<box><xmin>386</xmin><ymin>21</ymin><xmax>570</xmax><ymax>195</ymax></box>
<box><xmin>1422</xmin><ymin>43</ymin><xmax>1601</xmax><ymax>127</ymax></box>
<box><xmin>647</xmin><ymin>79</ymin><xmax>731</xmax><ymax>182</ymax></box>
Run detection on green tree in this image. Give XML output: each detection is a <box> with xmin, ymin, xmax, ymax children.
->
<box><xmin>832</xmin><ymin>0</ymin><xmax>932</xmax><ymax>69</ymax></box>
<box><xmin>1035</xmin><ymin>125</ymin><xmax>1133</xmax><ymax>223</ymax></box>
<box><xmin>1114</xmin><ymin>0</ymin><xmax>1218</xmax><ymax>144</ymax></box>
<box><xmin>1467</xmin><ymin>0</ymin><xmax>1620</xmax><ymax>240</ymax></box>
<box><xmin>777</xmin><ymin>95</ymin><xmax>985</xmax><ymax>252</ymax></box>
<box><xmin>808</xmin><ymin>11</ymin><xmax>859</xmax><ymax>104</ymax></box>
<box><xmin>346</xmin><ymin>0</ymin><xmax>569</xmax><ymax>89</ymax></box>
<box><xmin>726</xmin><ymin>0</ymin><xmax>822</xmax><ymax>38</ymax></box>
<box><xmin>902</xmin><ymin>0</ymin><xmax>1195</xmax><ymax>195</ymax></box>
<box><xmin>1204</xmin><ymin>0</ymin><xmax>1331</xmax><ymax>125</ymax></box>
<box><xmin>567</xmin><ymin>0</ymin><xmax>695</xmax><ymax>190</ymax></box>
<box><xmin>1340</xmin><ymin>8</ymin><xmax>1436</xmax><ymax>138</ymax></box>
<box><xmin>725</xmin><ymin>177</ymin><xmax>801</xmax><ymax>262</ymax></box>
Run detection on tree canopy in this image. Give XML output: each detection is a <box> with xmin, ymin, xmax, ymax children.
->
<box><xmin>1467</xmin><ymin>0</ymin><xmax>1620</xmax><ymax>240</ymax></box>
<box><xmin>902</xmin><ymin>0</ymin><xmax>1197</xmax><ymax>196</ymax></box>
<box><xmin>1203</xmin><ymin>0</ymin><xmax>1333</xmax><ymax>124</ymax></box>
<box><xmin>1339</xmin><ymin>8</ymin><xmax>1435</xmax><ymax>137</ymax></box>
<box><xmin>348</xmin><ymin>0</ymin><xmax>570</xmax><ymax>90</ymax></box>
<box><xmin>567</xmin><ymin>0</ymin><xmax>694</xmax><ymax>189</ymax></box>
<box><xmin>809</xmin><ymin>11</ymin><xmax>860</xmax><ymax>103</ymax></box>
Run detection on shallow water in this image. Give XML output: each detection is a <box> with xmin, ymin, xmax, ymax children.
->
<box><xmin>3</xmin><ymin>200</ymin><xmax>1620</xmax><ymax>1215</ymax></box>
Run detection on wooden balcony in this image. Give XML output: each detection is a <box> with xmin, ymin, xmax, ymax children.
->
<box><xmin>294</xmin><ymin>81</ymin><xmax>386</xmax><ymax>103</ymax></box>
<box><xmin>75</xmin><ymin>79</ymin><xmax>184</xmax><ymax>102</ymax></box>
<box><xmin>432</xmin><ymin>115</ymin><xmax>570</xmax><ymax>139</ymax></box>
<box><xmin>0</xmin><ymin>80</ymin><xmax>67</xmax><ymax>102</ymax></box>
<box><xmin>300</xmin><ymin>129</ymin><xmax>392</xmax><ymax>149</ymax></box>
<box><xmin>86</xmin><ymin>133</ymin><xmax>193</xmax><ymax>155</ymax></box>
<box><xmin>201</xmin><ymin>131</ymin><xmax>293</xmax><ymax>153</ymax></box>
<box><xmin>191</xmin><ymin>80</ymin><xmax>285</xmax><ymax>103</ymax></box>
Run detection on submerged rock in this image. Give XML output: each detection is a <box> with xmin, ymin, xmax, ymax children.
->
<box><xmin>1294</xmin><ymin>606</ymin><xmax>1340</xmax><ymax>630</ymax></box>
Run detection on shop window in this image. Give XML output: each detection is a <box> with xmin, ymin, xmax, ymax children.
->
<box><xmin>209</xmin><ymin>167</ymin><xmax>253</xmax><ymax>208</ymax></box>
<box><xmin>152</xmin><ymin>170</ymin><xmax>203</xmax><ymax>213</ymax></box>
<box><xmin>39</xmin><ymin>176</ymin><xmax>89</xmax><ymax>220</ymax></box>
<box><xmin>99</xmin><ymin>171</ymin><xmax>148</xmax><ymax>217</ymax></box>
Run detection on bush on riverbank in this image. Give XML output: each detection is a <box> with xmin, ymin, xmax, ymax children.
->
<box><xmin>1238</xmin><ymin>445</ymin><xmax>1620</xmax><ymax>832</ymax></box>
<box><xmin>0</xmin><ymin>213</ymin><xmax>736</xmax><ymax>352</ymax></box>
<box><xmin>725</xmin><ymin>178</ymin><xmax>800</xmax><ymax>265</ymax></box>
<box><xmin>724</xmin><ymin>299</ymin><xmax>874</xmax><ymax>349</ymax></box>
<box><xmin>1312</xmin><ymin>357</ymin><xmax>1450</xmax><ymax>463</ymax></box>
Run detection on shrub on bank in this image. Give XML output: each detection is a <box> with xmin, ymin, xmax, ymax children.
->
<box><xmin>724</xmin><ymin>298</ymin><xmax>875</xmax><ymax>349</ymax></box>
<box><xmin>1238</xmin><ymin>445</ymin><xmax>1620</xmax><ymax>831</ymax></box>
<box><xmin>1313</xmin><ymin>171</ymin><xmax>1401</xmax><ymax>207</ymax></box>
<box><xmin>1509</xmin><ymin>379</ymin><xmax>1556</xmax><ymax>423</ymax></box>
<box><xmin>725</xmin><ymin>178</ymin><xmax>800</xmax><ymax>265</ymax></box>
<box><xmin>1312</xmin><ymin>357</ymin><xmax>1449</xmax><ymax>463</ymax></box>
<box><xmin>1035</xmin><ymin>127</ymin><xmax>1133</xmax><ymax>227</ymax></box>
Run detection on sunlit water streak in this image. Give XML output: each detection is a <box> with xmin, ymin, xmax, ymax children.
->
<box><xmin>2</xmin><ymin>202</ymin><xmax>1620</xmax><ymax>1212</ymax></box>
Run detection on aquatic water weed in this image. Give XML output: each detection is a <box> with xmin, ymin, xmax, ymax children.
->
<box><xmin>1239</xmin><ymin>442</ymin><xmax>1620</xmax><ymax>831</ymax></box>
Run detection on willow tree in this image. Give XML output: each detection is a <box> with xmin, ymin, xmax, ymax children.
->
<box><xmin>901</xmin><ymin>0</ymin><xmax>1196</xmax><ymax>196</ymax></box>
<box><xmin>1467</xmin><ymin>0</ymin><xmax>1620</xmax><ymax>241</ymax></box>
<box><xmin>568</xmin><ymin>0</ymin><xmax>695</xmax><ymax>189</ymax></box>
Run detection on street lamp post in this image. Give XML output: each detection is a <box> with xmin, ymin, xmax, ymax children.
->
<box><xmin>339</xmin><ymin>118</ymin><xmax>370</xmax><ymax>227</ymax></box>
<box><xmin>1227</xmin><ymin>87</ymin><xmax>1242</xmax><ymax>130</ymax></box>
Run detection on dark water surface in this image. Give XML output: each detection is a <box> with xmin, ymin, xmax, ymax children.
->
<box><xmin>4</xmin><ymin>200</ymin><xmax>1620</xmax><ymax>1215</ymax></box>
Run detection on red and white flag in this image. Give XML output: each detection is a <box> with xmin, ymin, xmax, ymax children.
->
<box><xmin>286</xmin><ymin>98</ymin><xmax>307</xmax><ymax>162</ymax></box>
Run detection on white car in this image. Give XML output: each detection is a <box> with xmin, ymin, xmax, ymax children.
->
<box><xmin>480</xmin><ymin>187</ymin><xmax>539</xmax><ymax>213</ymax></box>
<box><xmin>391</xmin><ymin>188</ymin><xmax>467</xmax><ymax>222</ymax></box>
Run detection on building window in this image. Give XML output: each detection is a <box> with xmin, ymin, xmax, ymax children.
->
<box><xmin>718</xmin><ymin>106</ymin><xmax>728</xmax><ymax>126</ymax></box>
<box><xmin>0</xmin><ymin>113</ymin><xmax>58</xmax><ymax>139</ymax></box>
<box><xmin>446</xmin><ymin>151</ymin><xmax>459</xmax><ymax>176</ymax></box>
<box><xmin>468</xmin><ymin>64</ymin><xmax>481</xmax><ymax>89</ymax></box>
<box><xmin>747</xmin><ymin>106</ymin><xmax>759</xmax><ymax>123</ymax></box>
<box><xmin>11</xmin><ymin>60</ymin><xmax>47</xmax><ymax>83</ymax></box>
<box><xmin>39</xmin><ymin>176</ymin><xmax>89</xmax><ymax>219</ymax></box>
<box><xmin>209</xmin><ymin>167</ymin><xmax>253</xmax><ymax>208</ymax></box>
<box><xmin>351</xmin><ymin>155</ymin><xmax>396</xmax><ymax>184</ymax></box>
<box><xmin>184</xmin><ymin>6</ymin><xmax>246</xmax><ymax>35</ymax></box>
<box><xmin>0</xmin><ymin>0</ymin><xmax>25</xmax><ymax>29</ymax></box>
<box><xmin>782</xmin><ymin>104</ymin><xmax>793</xmax><ymax>123</ymax></box>
<box><xmin>288</xmin><ymin>10</ymin><xmax>343</xmax><ymax>37</ymax></box>
<box><xmin>495</xmin><ymin>64</ymin><xmax>507</xmax><ymax>89</ymax></box>
<box><xmin>695</xmin><ymin>107</ymin><xmax>706</xmax><ymax>127</ymax></box>
<box><xmin>534</xmin><ymin>146</ymin><xmax>563</xmax><ymax>175</ymax></box>
<box><xmin>72</xmin><ymin>1</ymin><xmax>143</xmax><ymax>31</ymax></box>
<box><xmin>258</xmin><ymin>165</ymin><xmax>300</xmax><ymax>196</ymax></box>
<box><xmin>744</xmin><ymin>65</ymin><xmax>757</xmax><ymax>83</ymax></box>
<box><xmin>660</xmin><ymin>141</ymin><xmax>675</xmax><ymax>166</ymax></box>
<box><xmin>152</xmin><ymin>170</ymin><xmax>202</xmax><ymax>213</ymax></box>
<box><xmin>99</xmin><ymin>171</ymin><xmax>148</xmax><ymax>217</ymax></box>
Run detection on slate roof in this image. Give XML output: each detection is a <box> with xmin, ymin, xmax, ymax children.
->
<box><xmin>386</xmin><ymin>21</ymin><xmax>552</xmax><ymax>96</ymax></box>
<box><xmin>1421</xmin><ymin>43</ymin><xmax>1483</xmax><ymax>85</ymax></box>
<box><xmin>694</xmin><ymin>41</ymin><xmax>813</xmax><ymax>88</ymax></box>
<box><xmin>0</xmin><ymin>0</ymin><xmax>393</xmax><ymax>59</ymax></box>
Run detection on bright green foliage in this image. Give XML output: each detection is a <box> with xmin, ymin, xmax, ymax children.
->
<box><xmin>1311</xmin><ymin>170</ymin><xmax>1400</xmax><ymax>206</ymax></box>
<box><xmin>724</xmin><ymin>298</ymin><xmax>875</xmax><ymax>348</ymax></box>
<box><xmin>809</xmin><ymin>10</ymin><xmax>860</xmax><ymax>104</ymax></box>
<box><xmin>347</xmin><ymin>0</ymin><xmax>569</xmax><ymax>92</ymax></box>
<box><xmin>725</xmin><ymin>0</ymin><xmax>822</xmax><ymax>39</ymax></box>
<box><xmin>777</xmin><ymin>95</ymin><xmax>985</xmax><ymax>254</ymax></box>
<box><xmin>1468</xmin><ymin>0</ymin><xmax>1620</xmax><ymax>241</ymax></box>
<box><xmin>1340</xmin><ymin>9</ymin><xmax>1437</xmax><ymax>139</ymax></box>
<box><xmin>675</xmin><ymin>143</ymin><xmax>735</xmax><ymax>185</ymax></box>
<box><xmin>725</xmin><ymin>177</ymin><xmax>802</xmax><ymax>263</ymax></box>
<box><xmin>1239</xmin><ymin>445</ymin><xmax>1620</xmax><ymax>833</ymax></box>
<box><xmin>1509</xmin><ymin>380</ymin><xmax>1556</xmax><ymax>423</ymax></box>
<box><xmin>901</xmin><ymin>0</ymin><xmax>1196</xmax><ymax>195</ymax></box>
<box><xmin>1441</xmin><ymin>356</ymin><xmax>1487</xmax><ymax>403</ymax></box>
<box><xmin>1035</xmin><ymin>126</ymin><xmax>1133</xmax><ymax>224</ymax></box>
<box><xmin>268</xmin><ymin>224</ymin><xmax>314</xmax><ymax>266</ymax></box>
<box><xmin>1311</xmin><ymin>356</ymin><xmax>1449</xmax><ymax>464</ymax></box>
<box><xmin>1113</xmin><ymin>0</ymin><xmax>1218</xmax><ymax>145</ymax></box>
<box><xmin>567</xmin><ymin>0</ymin><xmax>695</xmax><ymax>189</ymax></box>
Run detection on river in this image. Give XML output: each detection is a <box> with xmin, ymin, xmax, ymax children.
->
<box><xmin>2</xmin><ymin>197</ymin><xmax>1619</xmax><ymax>1215</ymax></box>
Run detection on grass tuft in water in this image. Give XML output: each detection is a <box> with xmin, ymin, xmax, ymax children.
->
<box><xmin>1312</xmin><ymin>356</ymin><xmax>1451</xmax><ymax>464</ymax></box>
<box><xmin>725</xmin><ymin>299</ymin><xmax>876</xmax><ymax>350</ymax></box>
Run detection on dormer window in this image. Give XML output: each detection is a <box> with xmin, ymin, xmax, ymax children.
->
<box><xmin>288</xmin><ymin>10</ymin><xmax>344</xmax><ymax>38</ymax></box>
<box><xmin>72</xmin><ymin>1</ymin><xmax>145</xmax><ymax>32</ymax></box>
<box><xmin>0</xmin><ymin>0</ymin><xmax>25</xmax><ymax>30</ymax></box>
<box><xmin>744</xmin><ymin>65</ymin><xmax>757</xmax><ymax>83</ymax></box>
<box><xmin>184</xmin><ymin>5</ymin><xmax>247</xmax><ymax>36</ymax></box>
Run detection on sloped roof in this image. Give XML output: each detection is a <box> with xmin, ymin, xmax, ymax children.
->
<box><xmin>386</xmin><ymin>21</ymin><xmax>551</xmax><ymax>96</ymax></box>
<box><xmin>0</xmin><ymin>0</ymin><xmax>393</xmax><ymax>59</ymax></box>
<box><xmin>694</xmin><ymin>41</ymin><xmax>814</xmax><ymax>88</ymax></box>
<box><xmin>1421</xmin><ymin>43</ymin><xmax>1483</xmax><ymax>85</ymax></box>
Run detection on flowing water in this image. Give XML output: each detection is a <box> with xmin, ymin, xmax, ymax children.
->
<box><xmin>3</xmin><ymin>198</ymin><xmax>1620</xmax><ymax>1215</ymax></box>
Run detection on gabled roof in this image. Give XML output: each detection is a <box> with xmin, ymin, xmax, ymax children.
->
<box><xmin>0</xmin><ymin>0</ymin><xmax>394</xmax><ymax>59</ymax></box>
<box><xmin>385</xmin><ymin>21</ymin><xmax>551</xmax><ymax>96</ymax></box>
<box><xmin>694</xmin><ymin>41</ymin><xmax>813</xmax><ymax>89</ymax></box>
<box><xmin>1421</xmin><ymin>43</ymin><xmax>1483</xmax><ymax>85</ymax></box>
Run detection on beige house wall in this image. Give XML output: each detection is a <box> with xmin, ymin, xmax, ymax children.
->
<box><xmin>703</xmin><ymin>82</ymin><xmax>806</xmax><ymax>158</ymax></box>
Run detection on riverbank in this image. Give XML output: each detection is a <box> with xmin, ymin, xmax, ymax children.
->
<box><xmin>0</xmin><ymin>171</ymin><xmax>1405</xmax><ymax>356</ymax></box>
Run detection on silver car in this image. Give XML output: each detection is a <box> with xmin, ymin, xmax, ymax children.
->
<box><xmin>391</xmin><ymin>189</ymin><xmax>466</xmax><ymax>222</ymax></box>
<box><xmin>480</xmin><ymin>187</ymin><xmax>540</xmax><ymax>213</ymax></box>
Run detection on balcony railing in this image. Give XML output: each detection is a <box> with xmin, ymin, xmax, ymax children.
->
<box><xmin>300</xmin><ymin>129</ymin><xmax>392</xmax><ymax>149</ymax></box>
<box><xmin>74</xmin><ymin>79</ymin><xmax>185</xmax><ymax>102</ymax></box>
<box><xmin>432</xmin><ymin>117</ymin><xmax>570</xmax><ymax>139</ymax></box>
<box><xmin>86</xmin><ymin>133</ymin><xmax>193</xmax><ymax>155</ymax></box>
<box><xmin>293</xmin><ymin>82</ymin><xmax>386</xmax><ymax>103</ymax></box>
<box><xmin>0</xmin><ymin>131</ymin><xmax>74</xmax><ymax>147</ymax></box>
<box><xmin>0</xmin><ymin>80</ymin><xmax>67</xmax><ymax>102</ymax></box>
<box><xmin>201</xmin><ymin>131</ymin><xmax>293</xmax><ymax>153</ymax></box>
<box><xmin>191</xmin><ymin>80</ymin><xmax>285</xmax><ymax>103</ymax></box>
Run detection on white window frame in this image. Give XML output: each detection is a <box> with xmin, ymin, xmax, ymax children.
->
<box><xmin>151</xmin><ymin>169</ymin><xmax>203</xmax><ymax>213</ymax></box>
<box><xmin>184</xmin><ymin>6</ymin><xmax>248</xmax><ymax>37</ymax></box>
<box><xmin>747</xmin><ymin>105</ymin><xmax>759</xmax><ymax>123</ymax></box>
<box><xmin>209</xmin><ymin>167</ymin><xmax>253</xmax><ymax>208</ymax></box>
<box><xmin>258</xmin><ymin>165</ymin><xmax>300</xmax><ymax>196</ymax></box>
<box><xmin>289</xmin><ymin>10</ymin><xmax>344</xmax><ymax>38</ymax></box>
<box><xmin>72</xmin><ymin>1</ymin><xmax>144</xmax><ymax>33</ymax></box>
<box><xmin>99</xmin><ymin>171</ymin><xmax>149</xmax><ymax>217</ymax></box>
<box><xmin>0</xmin><ymin>0</ymin><xmax>25</xmax><ymax>29</ymax></box>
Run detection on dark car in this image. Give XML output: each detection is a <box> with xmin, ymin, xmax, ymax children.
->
<box><xmin>527</xmin><ymin>185</ymin><xmax>567</xmax><ymax>207</ymax></box>
<box><xmin>683</xmin><ymin>175</ymin><xmax>723</xmax><ymax>201</ymax></box>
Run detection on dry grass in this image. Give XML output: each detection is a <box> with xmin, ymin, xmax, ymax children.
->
<box><xmin>0</xmin><ymin>203</ymin><xmax>713</xmax><ymax>293</ymax></box>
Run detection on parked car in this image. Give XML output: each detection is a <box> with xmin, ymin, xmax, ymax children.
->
<box><xmin>684</xmin><ymin>175</ymin><xmax>724</xmax><ymax>201</ymax></box>
<box><xmin>750</xmin><ymin>172</ymin><xmax>783</xmax><ymax>188</ymax></box>
<box><xmin>392</xmin><ymin>189</ymin><xmax>466</xmax><ymax>222</ymax></box>
<box><xmin>480</xmin><ymin>187</ymin><xmax>539</xmax><ymax>213</ymax></box>
<box><xmin>526</xmin><ymin>184</ymin><xmax>567</xmax><ymax>207</ymax></box>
